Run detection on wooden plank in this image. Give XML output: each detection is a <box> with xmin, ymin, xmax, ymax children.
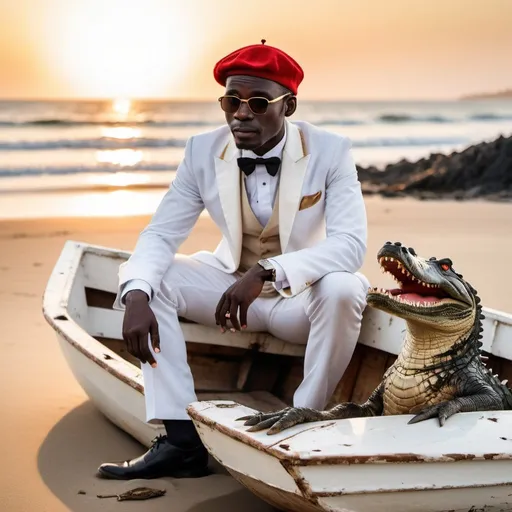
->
<box><xmin>185</xmin><ymin>342</ymin><xmax>246</xmax><ymax>358</ymax></box>
<box><xmin>88</xmin><ymin>307</ymin><xmax>123</xmax><ymax>339</ymax></box>
<box><xmin>236</xmin><ymin>353</ymin><xmax>255</xmax><ymax>391</ymax></box>
<box><xmin>98</xmin><ymin>334</ymin><xmax>295</xmax><ymax>404</ymax></box>
<box><xmin>188</xmin><ymin>355</ymin><xmax>240</xmax><ymax>392</ymax></box>
<box><xmin>196</xmin><ymin>391</ymin><xmax>288</xmax><ymax>412</ymax></box>
<box><xmin>242</xmin><ymin>352</ymin><xmax>283</xmax><ymax>394</ymax></box>
<box><xmin>81</xmin><ymin>251</ymin><xmax>125</xmax><ymax>293</ymax></box>
<box><xmin>86</xmin><ymin>302</ymin><xmax>306</xmax><ymax>357</ymax></box>
<box><xmin>85</xmin><ymin>287</ymin><xmax>116</xmax><ymax>309</ymax></box>
<box><xmin>181</xmin><ymin>323</ymin><xmax>307</xmax><ymax>357</ymax></box>
<box><xmin>350</xmin><ymin>346</ymin><xmax>390</xmax><ymax>404</ymax></box>
<box><xmin>273</xmin><ymin>357</ymin><xmax>304</xmax><ymax>405</ymax></box>
<box><xmin>98</xmin><ymin>336</ymin><xmax>140</xmax><ymax>367</ymax></box>
<box><xmin>326</xmin><ymin>344</ymin><xmax>364</xmax><ymax>408</ymax></box>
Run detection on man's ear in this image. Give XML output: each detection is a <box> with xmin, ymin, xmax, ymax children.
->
<box><xmin>284</xmin><ymin>96</ymin><xmax>297</xmax><ymax>117</ymax></box>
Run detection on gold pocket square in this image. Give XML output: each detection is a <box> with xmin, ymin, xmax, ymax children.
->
<box><xmin>299</xmin><ymin>191</ymin><xmax>322</xmax><ymax>211</ymax></box>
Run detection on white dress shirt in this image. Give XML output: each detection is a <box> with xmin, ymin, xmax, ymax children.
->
<box><xmin>241</xmin><ymin>131</ymin><xmax>285</xmax><ymax>226</ymax></box>
<box><xmin>122</xmin><ymin>132</ymin><xmax>289</xmax><ymax>301</ymax></box>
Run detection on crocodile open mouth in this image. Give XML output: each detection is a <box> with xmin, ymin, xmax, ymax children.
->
<box><xmin>369</xmin><ymin>255</ymin><xmax>451</xmax><ymax>307</ymax></box>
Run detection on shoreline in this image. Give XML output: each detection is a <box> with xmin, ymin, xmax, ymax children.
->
<box><xmin>0</xmin><ymin>187</ymin><xmax>511</xmax><ymax>221</ymax></box>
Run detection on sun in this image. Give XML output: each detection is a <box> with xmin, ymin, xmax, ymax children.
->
<box><xmin>43</xmin><ymin>1</ymin><xmax>204</xmax><ymax>98</ymax></box>
<box><xmin>112</xmin><ymin>98</ymin><xmax>132</xmax><ymax>117</ymax></box>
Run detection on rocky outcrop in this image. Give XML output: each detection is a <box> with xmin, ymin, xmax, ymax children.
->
<box><xmin>357</xmin><ymin>135</ymin><xmax>512</xmax><ymax>200</ymax></box>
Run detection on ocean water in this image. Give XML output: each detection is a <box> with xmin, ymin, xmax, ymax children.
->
<box><xmin>0</xmin><ymin>99</ymin><xmax>511</xmax><ymax>217</ymax></box>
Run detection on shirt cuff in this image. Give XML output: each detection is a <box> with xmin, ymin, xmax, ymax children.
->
<box><xmin>121</xmin><ymin>279</ymin><xmax>153</xmax><ymax>304</ymax></box>
<box><xmin>267</xmin><ymin>258</ymin><xmax>289</xmax><ymax>290</ymax></box>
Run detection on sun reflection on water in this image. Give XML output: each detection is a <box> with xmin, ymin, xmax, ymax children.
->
<box><xmin>95</xmin><ymin>149</ymin><xmax>143</xmax><ymax>167</ymax></box>
<box><xmin>101</xmin><ymin>126</ymin><xmax>141</xmax><ymax>139</ymax></box>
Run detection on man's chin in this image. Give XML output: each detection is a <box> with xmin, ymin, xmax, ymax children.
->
<box><xmin>233</xmin><ymin>133</ymin><xmax>261</xmax><ymax>150</ymax></box>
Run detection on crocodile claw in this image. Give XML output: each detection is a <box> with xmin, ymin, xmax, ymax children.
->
<box><xmin>408</xmin><ymin>402</ymin><xmax>450</xmax><ymax>426</ymax></box>
<box><xmin>236</xmin><ymin>407</ymin><xmax>311</xmax><ymax>435</ymax></box>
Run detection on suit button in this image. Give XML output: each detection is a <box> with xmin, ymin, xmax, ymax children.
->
<box><xmin>260</xmin><ymin>237</ymin><xmax>268</xmax><ymax>243</ymax></box>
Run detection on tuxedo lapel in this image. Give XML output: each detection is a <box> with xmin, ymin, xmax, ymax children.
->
<box><xmin>278</xmin><ymin>121</ymin><xmax>311</xmax><ymax>251</ymax></box>
<box><xmin>214</xmin><ymin>137</ymin><xmax>242</xmax><ymax>265</ymax></box>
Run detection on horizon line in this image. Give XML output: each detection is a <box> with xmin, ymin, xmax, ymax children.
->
<box><xmin>0</xmin><ymin>96</ymin><xmax>468</xmax><ymax>103</ymax></box>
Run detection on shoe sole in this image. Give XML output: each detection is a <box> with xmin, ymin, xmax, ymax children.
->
<box><xmin>96</xmin><ymin>466</ymin><xmax>210</xmax><ymax>480</ymax></box>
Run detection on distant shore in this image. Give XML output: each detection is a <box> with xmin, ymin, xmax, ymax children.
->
<box><xmin>460</xmin><ymin>89</ymin><xmax>512</xmax><ymax>100</ymax></box>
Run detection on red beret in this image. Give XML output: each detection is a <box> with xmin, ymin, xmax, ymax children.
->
<box><xmin>214</xmin><ymin>40</ymin><xmax>304</xmax><ymax>95</ymax></box>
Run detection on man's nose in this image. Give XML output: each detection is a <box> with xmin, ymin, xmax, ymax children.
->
<box><xmin>234</xmin><ymin>101</ymin><xmax>254</xmax><ymax>120</ymax></box>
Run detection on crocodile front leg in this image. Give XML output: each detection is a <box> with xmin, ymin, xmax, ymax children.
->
<box><xmin>409</xmin><ymin>391</ymin><xmax>503</xmax><ymax>426</ymax></box>
<box><xmin>238</xmin><ymin>384</ymin><xmax>384</xmax><ymax>435</ymax></box>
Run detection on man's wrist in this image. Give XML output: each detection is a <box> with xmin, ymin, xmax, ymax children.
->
<box><xmin>125</xmin><ymin>289</ymin><xmax>149</xmax><ymax>303</ymax></box>
<box><xmin>257</xmin><ymin>259</ymin><xmax>276</xmax><ymax>282</ymax></box>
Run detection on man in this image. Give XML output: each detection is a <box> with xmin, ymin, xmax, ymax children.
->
<box><xmin>97</xmin><ymin>41</ymin><xmax>369</xmax><ymax>480</ymax></box>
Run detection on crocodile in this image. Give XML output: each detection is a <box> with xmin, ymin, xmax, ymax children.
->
<box><xmin>238</xmin><ymin>241</ymin><xmax>512</xmax><ymax>434</ymax></box>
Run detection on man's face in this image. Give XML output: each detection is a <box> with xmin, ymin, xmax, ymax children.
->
<box><xmin>223</xmin><ymin>75</ymin><xmax>296</xmax><ymax>153</ymax></box>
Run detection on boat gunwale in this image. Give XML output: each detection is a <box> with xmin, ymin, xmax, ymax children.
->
<box><xmin>188</xmin><ymin>401</ymin><xmax>512</xmax><ymax>467</ymax></box>
<box><xmin>42</xmin><ymin>240</ymin><xmax>145</xmax><ymax>394</ymax></box>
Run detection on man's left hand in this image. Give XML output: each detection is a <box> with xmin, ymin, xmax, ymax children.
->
<box><xmin>215</xmin><ymin>264</ymin><xmax>272</xmax><ymax>332</ymax></box>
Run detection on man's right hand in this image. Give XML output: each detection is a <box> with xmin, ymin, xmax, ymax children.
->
<box><xmin>122</xmin><ymin>290</ymin><xmax>160</xmax><ymax>368</ymax></box>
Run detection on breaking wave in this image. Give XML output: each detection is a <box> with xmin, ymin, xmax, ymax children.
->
<box><xmin>1</xmin><ymin>113</ymin><xmax>512</xmax><ymax>129</ymax></box>
<box><xmin>0</xmin><ymin>135</ymin><xmax>468</xmax><ymax>152</ymax></box>
<box><xmin>0</xmin><ymin>137</ymin><xmax>186</xmax><ymax>151</ymax></box>
<box><xmin>0</xmin><ymin>163</ymin><xmax>177</xmax><ymax>178</ymax></box>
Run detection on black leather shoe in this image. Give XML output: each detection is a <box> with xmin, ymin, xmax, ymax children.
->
<box><xmin>96</xmin><ymin>435</ymin><xmax>209</xmax><ymax>480</ymax></box>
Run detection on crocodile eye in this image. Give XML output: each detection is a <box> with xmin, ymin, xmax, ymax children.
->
<box><xmin>438</xmin><ymin>258</ymin><xmax>452</xmax><ymax>271</ymax></box>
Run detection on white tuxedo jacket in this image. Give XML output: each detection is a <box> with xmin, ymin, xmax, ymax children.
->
<box><xmin>116</xmin><ymin>120</ymin><xmax>367</xmax><ymax>302</ymax></box>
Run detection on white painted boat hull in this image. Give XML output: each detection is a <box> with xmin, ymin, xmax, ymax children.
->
<box><xmin>56</xmin><ymin>331</ymin><xmax>163</xmax><ymax>447</ymax></box>
<box><xmin>188</xmin><ymin>401</ymin><xmax>512</xmax><ymax>512</ymax></box>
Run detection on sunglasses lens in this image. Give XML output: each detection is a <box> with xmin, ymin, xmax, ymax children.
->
<box><xmin>248</xmin><ymin>98</ymin><xmax>269</xmax><ymax>114</ymax></box>
<box><xmin>220</xmin><ymin>96</ymin><xmax>241</xmax><ymax>113</ymax></box>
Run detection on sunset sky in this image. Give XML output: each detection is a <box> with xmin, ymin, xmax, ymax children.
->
<box><xmin>1</xmin><ymin>0</ymin><xmax>511</xmax><ymax>100</ymax></box>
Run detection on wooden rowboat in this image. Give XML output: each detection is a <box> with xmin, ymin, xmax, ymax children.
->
<box><xmin>44</xmin><ymin>240</ymin><xmax>512</xmax><ymax>511</ymax></box>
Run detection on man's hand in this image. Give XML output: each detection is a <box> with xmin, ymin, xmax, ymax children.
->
<box><xmin>122</xmin><ymin>290</ymin><xmax>160</xmax><ymax>367</ymax></box>
<box><xmin>215</xmin><ymin>264</ymin><xmax>272</xmax><ymax>332</ymax></box>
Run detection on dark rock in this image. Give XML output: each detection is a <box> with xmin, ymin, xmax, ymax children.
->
<box><xmin>357</xmin><ymin>135</ymin><xmax>512</xmax><ymax>200</ymax></box>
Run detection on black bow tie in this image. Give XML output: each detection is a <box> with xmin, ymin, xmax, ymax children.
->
<box><xmin>237</xmin><ymin>156</ymin><xmax>281</xmax><ymax>177</ymax></box>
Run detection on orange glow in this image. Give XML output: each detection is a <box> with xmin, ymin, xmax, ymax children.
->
<box><xmin>0</xmin><ymin>0</ymin><xmax>511</xmax><ymax>100</ymax></box>
<box><xmin>87</xmin><ymin>172</ymin><xmax>150</xmax><ymax>188</ymax></box>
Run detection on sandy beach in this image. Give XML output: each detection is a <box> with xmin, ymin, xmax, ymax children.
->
<box><xmin>2</xmin><ymin>196</ymin><xmax>512</xmax><ymax>511</ymax></box>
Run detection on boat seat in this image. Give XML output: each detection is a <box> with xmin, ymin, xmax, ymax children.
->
<box><xmin>179</xmin><ymin>318</ymin><xmax>306</xmax><ymax>358</ymax></box>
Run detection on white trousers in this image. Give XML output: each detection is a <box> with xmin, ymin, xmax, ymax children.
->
<box><xmin>143</xmin><ymin>254</ymin><xmax>369</xmax><ymax>422</ymax></box>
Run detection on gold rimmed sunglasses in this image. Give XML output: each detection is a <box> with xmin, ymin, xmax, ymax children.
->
<box><xmin>218</xmin><ymin>93</ymin><xmax>291</xmax><ymax>115</ymax></box>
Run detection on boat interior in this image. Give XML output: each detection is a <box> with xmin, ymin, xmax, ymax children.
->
<box><xmin>65</xmin><ymin>245</ymin><xmax>512</xmax><ymax>414</ymax></box>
